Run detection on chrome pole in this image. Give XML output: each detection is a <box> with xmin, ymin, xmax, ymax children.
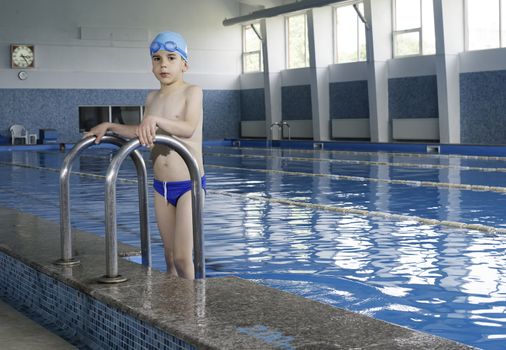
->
<box><xmin>282</xmin><ymin>121</ymin><xmax>291</xmax><ymax>141</ymax></box>
<box><xmin>100</xmin><ymin>135</ymin><xmax>204</xmax><ymax>283</ymax></box>
<box><xmin>56</xmin><ymin>136</ymin><xmax>95</xmax><ymax>266</ymax></box>
<box><xmin>56</xmin><ymin>135</ymin><xmax>150</xmax><ymax>269</ymax></box>
<box><xmin>270</xmin><ymin>122</ymin><xmax>282</xmax><ymax>141</ymax></box>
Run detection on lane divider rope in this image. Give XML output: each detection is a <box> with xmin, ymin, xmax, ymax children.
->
<box><xmin>206</xmin><ymin>164</ymin><xmax>506</xmax><ymax>193</ymax></box>
<box><xmin>206</xmin><ymin>145</ymin><xmax>506</xmax><ymax>162</ymax></box>
<box><xmin>1</xmin><ymin>160</ymin><xmax>504</xmax><ymax>234</ymax></box>
<box><xmin>205</xmin><ymin>151</ymin><xmax>506</xmax><ymax>173</ymax></box>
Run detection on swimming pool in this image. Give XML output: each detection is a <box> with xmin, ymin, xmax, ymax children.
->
<box><xmin>0</xmin><ymin>142</ymin><xmax>505</xmax><ymax>350</ymax></box>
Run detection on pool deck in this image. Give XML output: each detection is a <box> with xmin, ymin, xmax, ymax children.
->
<box><xmin>0</xmin><ymin>205</ymin><xmax>474</xmax><ymax>350</ymax></box>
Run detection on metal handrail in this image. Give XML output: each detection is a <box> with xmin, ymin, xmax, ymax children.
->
<box><xmin>270</xmin><ymin>122</ymin><xmax>291</xmax><ymax>140</ymax></box>
<box><xmin>270</xmin><ymin>122</ymin><xmax>282</xmax><ymax>140</ymax></box>
<box><xmin>99</xmin><ymin>135</ymin><xmax>204</xmax><ymax>283</ymax></box>
<box><xmin>282</xmin><ymin>121</ymin><xmax>291</xmax><ymax>140</ymax></box>
<box><xmin>55</xmin><ymin>135</ymin><xmax>151</xmax><ymax>268</ymax></box>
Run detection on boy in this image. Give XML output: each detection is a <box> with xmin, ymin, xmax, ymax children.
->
<box><xmin>85</xmin><ymin>31</ymin><xmax>205</xmax><ymax>279</ymax></box>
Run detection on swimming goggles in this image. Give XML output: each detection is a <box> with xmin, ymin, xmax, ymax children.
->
<box><xmin>150</xmin><ymin>40</ymin><xmax>188</xmax><ymax>61</ymax></box>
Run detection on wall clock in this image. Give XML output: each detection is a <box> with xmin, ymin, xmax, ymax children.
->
<box><xmin>11</xmin><ymin>44</ymin><xmax>35</xmax><ymax>69</ymax></box>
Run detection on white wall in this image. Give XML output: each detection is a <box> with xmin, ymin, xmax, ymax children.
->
<box><xmin>0</xmin><ymin>0</ymin><xmax>243</xmax><ymax>90</ymax></box>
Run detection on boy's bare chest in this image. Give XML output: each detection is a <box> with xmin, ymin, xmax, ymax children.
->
<box><xmin>149</xmin><ymin>94</ymin><xmax>186</xmax><ymax>120</ymax></box>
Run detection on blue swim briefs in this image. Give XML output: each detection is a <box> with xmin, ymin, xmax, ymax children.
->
<box><xmin>153</xmin><ymin>176</ymin><xmax>206</xmax><ymax>207</ymax></box>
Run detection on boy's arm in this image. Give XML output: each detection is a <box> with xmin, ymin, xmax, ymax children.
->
<box><xmin>85</xmin><ymin>91</ymin><xmax>156</xmax><ymax>144</ymax></box>
<box><xmin>137</xmin><ymin>86</ymin><xmax>202</xmax><ymax>147</ymax></box>
<box><xmin>84</xmin><ymin>122</ymin><xmax>138</xmax><ymax>143</ymax></box>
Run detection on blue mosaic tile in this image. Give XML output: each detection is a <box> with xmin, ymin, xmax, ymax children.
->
<box><xmin>203</xmin><ymin>89</ymin><xmax>241</xmax><ymax>140</ymax></box>
<box><xmin>388</xmin><ymin>75</ymin><xmax>438</xmax><ymax>119</ymax></box>
<box><xmin>329</xmin><ymin>80</ymin><xmax>369</xmax><ymax>119</ymax></box>
<box><xmin>281</xmin><ymin>85</ymin><xmax>312</xmax><ymax>120</ymax></box>
<box><xmin>240</xmin><ymin>88</ymin><xmax>265</xmax><ymax>121</ymax></box>
<box><xmin>460</xmin><ymin>70</ymin><xmax>506</xmax><ymax>144</ymax></box>
<box><xmin>0</xmin><ymin>251</ymin><xmax>196</xmax><ymax>350</ymax></box>
<box><xmin>0</xmin><ymin>88</ymin><xmax>241</xmax><ymax>143</ymax></box>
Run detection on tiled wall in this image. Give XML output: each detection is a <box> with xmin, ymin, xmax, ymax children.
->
<box><xmin>203</xmin><ymin>90</ymin><xmax>241</xmax><ymax>140</ymax></box>
<box><xmin>281</xmin><ymin>85</ymin><xmax>312</xmax><ymax>120</ymax></box>
<box><xmin>388</xmin><ymin>75</ymin><xmax>439</xmax><ymax>119</ymax></box>
<box><xmin>329</xmin><ymin>81</ymin><xmax>369</xmax><ymax>119</ymax></box>
<box><xmin>0</xmin><ymin>89</ymin><xmax>241</xmax><ymax>143</ymax></box>
<box><xmin>0</xmin><ymin>251</ymin><xmax>196</xmax><ymax>350</ymax></box>
<box><xmin>240</xmin><ymin>88</ymin><xmax>265</xmax><ymax>121</ymax></box>
<box><xmin>460</xmin><ymin>70</ymin><xmax>506</xmax><ymax>144</ymax></box>
<box><xmin>4</xmin><ymin>69</ymin><xmax>506</xmax><ymax>144</ymax></box>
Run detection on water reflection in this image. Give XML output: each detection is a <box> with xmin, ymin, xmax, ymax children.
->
<box><xmin>1</xmin><ymin>148</ymin><xmax>506</xmax><ymax>349</ymax></box>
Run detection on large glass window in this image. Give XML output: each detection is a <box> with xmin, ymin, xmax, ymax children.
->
<box><xmin>242</xmin><ymin>23</ymin><xmax>263</xmax><ymax>73</ymax></box>
<box><xmin>79</xmin><ymin>106</ymin><xmax>142</xmax><ymax>132</ymax></box>
<box><xmin>393</xmin><ymin>0</ymin><xmax>435</xmax><ymax>57</ymax></box>
<box><xmin>286</xmin><ymin>13</ymin><xmax>309</xmax><ymax>69</ymax></box>
<box><xmin>466</xmin><ymin>0</ymin><xmax>504</xmax><ymax>50</ymax></box>
<box><xmin>335</xmin><ymin>2</ymin><xmax>367</xmax><ymax>63</ymax></box>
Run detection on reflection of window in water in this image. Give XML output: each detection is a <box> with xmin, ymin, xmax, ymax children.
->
<box><xmin>111</xmin><ymin>106</ymin><xmax>141</xmax><ymax>125</ymax></box>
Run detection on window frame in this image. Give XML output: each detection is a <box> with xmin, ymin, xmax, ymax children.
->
<box><xmin>464</xmin><ymin>0</ymin><xmax>505</xmax><ymax>51</ymax></box>
<box><xmin>78</xmin><ymin>105</ymin><xmax>143</xmax><ymax>133</ymax></box>
<box><xmin>392</xmin><ymin>0</ymin><xmax>434</xmax><ymax>58</ymax></box>
<box><xmin>334</xmin><ymin>0</ymin><xmax>367</xmax><ymax>64</ymax></box>
<box><xmin>242</xmin><ymin>23</ymin><xmax>263</xmax><ymax>73</ymax></box>
<box><xmin>285</xmin><ymin>12</ymin><xmax>310</xmax><ymax>69</ymax></box>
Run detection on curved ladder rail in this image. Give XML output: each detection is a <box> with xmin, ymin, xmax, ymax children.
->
<box><xmin>55</xmin><ymin>135</ymin><xmax>151</xmax><ymax>268</ymax></box>
<box><xmin>99</xmin><ymin>135</ymin><xmax>204</xmax><ymax>283</ymax></box>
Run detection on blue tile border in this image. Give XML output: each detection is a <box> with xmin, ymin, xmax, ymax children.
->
<box><xmin>0</xmin><ymin>251</ymin><xmax>196</xmax><ymax>350</ymax></box>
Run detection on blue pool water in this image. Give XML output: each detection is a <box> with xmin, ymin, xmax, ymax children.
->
<box><xmin>0</xmin><ymin>144</ymin><xmax>505</xmax><ymax>349</ymax></box>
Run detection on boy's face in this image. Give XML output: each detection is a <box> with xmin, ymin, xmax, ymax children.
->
<box><xmin>151</xmin><ymin>50</ymin><xmax>188</xmax><ymax>85</ymax></box>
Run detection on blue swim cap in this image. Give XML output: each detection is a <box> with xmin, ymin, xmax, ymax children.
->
<box><xmin>150</xmin><ymin>31</ymin><xmax>188</xmax><ymax>62</ymax></box>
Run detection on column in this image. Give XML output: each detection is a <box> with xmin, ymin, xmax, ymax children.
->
<box><xmin>433</xmin><ymin>0</ymin><xmax>464</xmax><ymax>144</ymax></box>
<box><xmin>307</xmin><ymin>7</ymin><xmax>334</xmax><ymax>141</ymax></box>
<box><xmin>363</xmin><ymin>0</ymin><xmax>392</xmax><ymax>142</ymax></box>
<box><xmin>262</xmin><ymin>17</ymin><xmax>284</xmax><ymax>140</ymax></box>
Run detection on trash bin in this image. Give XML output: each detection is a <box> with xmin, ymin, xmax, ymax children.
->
<box><xmin>38</xmin><ymin>129</ymin><xmax>58</xmax><ymax>144</ymax></box>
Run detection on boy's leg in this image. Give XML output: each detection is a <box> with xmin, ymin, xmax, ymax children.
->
<box><xmin>173</xmin><ymin>191</ymin><xmax>195</xmax><ymax>279</ymax></box>
<box><xmin>154</xmin><ymin>193</ymin><xmax>178</xmax><ymax>276</ymax></box>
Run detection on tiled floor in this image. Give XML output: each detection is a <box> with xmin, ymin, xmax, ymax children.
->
<box><xmin>0</xmin><ymin>298</ymin><xmax>76</xmax><ymax>350</ymax></box>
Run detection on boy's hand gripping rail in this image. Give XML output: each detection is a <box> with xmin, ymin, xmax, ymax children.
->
<box><xmin>99</xmin><ymin>135</ymin><xmax>205</xmax><ymax>283</ymax></box>
<box><xmin>55</xmin><ymin>135</ymin><xmax>151</xmax><ymax>268</ymax></box>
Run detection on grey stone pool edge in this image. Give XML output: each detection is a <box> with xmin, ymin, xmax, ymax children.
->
<box><xmin>0</xmin><ymin>206</ymin><xmax>474</xmax><ymax>350</ymax></box>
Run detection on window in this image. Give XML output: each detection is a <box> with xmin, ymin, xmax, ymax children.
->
<box><xmin>286</xmin><ymin>13</ymin><xmax>309</xmax><ymax>69</ymax></box>
<box><xmin>466</xmin><ymin>0</ymin><xmax>506</xmax><ymax>50</ymax></box>
<box><xmin>79</xmin><ymin>106</ymin><xmax>142</xmax><ymax>132</ymax></box>
<box><xmin>393</xmin><ymin>0</ymin><xmax>435</xmax><ymax>57</ymax></box>
<box><xmin>242</xmin><ymin>23</ymin><xmax>263</xmax><ymax>73</ymax></box>
<box><xmin>335</xmin><ymin>2</ymin><xmax>367</xmax><ymax>63</ymax></box>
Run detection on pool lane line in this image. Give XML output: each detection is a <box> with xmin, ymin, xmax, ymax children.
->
<box><xmin>204</xmin><ymin>151</ymin><xmax>506</xmax><ymax>173</ymax></box>
<box><xmin>0</xmin><ymin>184</ymin><xmax>143</xmax><ymax>238</ymax></box>
<box><xmin>0</xmin><ymin>161</ymin><xmax>141</xmax><ymax>185</ymax></box>
<box><xmin>1</xmin><ymin>161</ymin><xmax>504</xmax><ymax>235</ymax></box>
<box><xmin>40</xmin><ymin>149</ymin><xmax>506</xmax><ymax>175</ymax></box>
<box><xmin>3</xmin><ymin>159</ymin><xmax>506</xmax><ymax>193</ymax></box>
<box><xmin>208</xmin><ymin>190</ymin><xmax>506</xmax><ymax>235</ymax></box>
<box><xmin>206</xmin><ymin>164</ymin><xmax>506</xmax><ymax>194</ymax></box>
<box><xmin>206</xmin><ymin>145</ymin><xmax>506</xmax><ymax>162</ymax></box>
